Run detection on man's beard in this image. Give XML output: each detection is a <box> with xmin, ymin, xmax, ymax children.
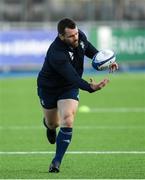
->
<box><xmin>65</xmin><ymin>40</ymin><xmax>79</xmax><ymax>48</ymax></box>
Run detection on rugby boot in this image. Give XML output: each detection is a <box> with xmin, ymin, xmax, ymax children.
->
<box><xmin>49</xmin><ymin>160</ymin><xmax>60</xmax><ymax>173</ymax></box>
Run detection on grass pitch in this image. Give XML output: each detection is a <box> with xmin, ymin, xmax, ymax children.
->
<box><xmin>0</xmin><ymin>73</ymin><xmax>145</xmax><ymax>179</ymax></box>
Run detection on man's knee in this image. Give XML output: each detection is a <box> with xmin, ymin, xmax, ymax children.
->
<box><xmin>43</xmin><ymin>108</ymin><xmax>59</xmax><ymax>129</ymax></box>
<box><xmin>61</xmin><ymin>111</ymin><xmax>75</xmax><ymax>127</ymax></box>
<box><xmin>45</xmin><ymin>118</ymin><xmax>59</xmax><ymax>129</ymax></box>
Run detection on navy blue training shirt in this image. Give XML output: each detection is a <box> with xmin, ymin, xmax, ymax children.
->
<box><xmin>37</xmin><ymin>30</ymin><xmax>98</xmax><ymax>93</ymax></box>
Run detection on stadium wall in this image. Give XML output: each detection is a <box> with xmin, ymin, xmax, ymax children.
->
<box><xmin>0</xmin><ymin>22</ymin><xmax>145</xmax><ymax>73</ymax></box>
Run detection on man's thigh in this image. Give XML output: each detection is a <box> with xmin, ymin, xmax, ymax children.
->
<box><xmin>57</xmin><ymin>88</ymin><xmax>79</xmax><ymax>127</ymax></box>
<box><xmin>38</xmin><ymin>87</ymin><xmax>59</xmax><ymax>126</ymax></box>
<box><xmin>57</xmin><ymin>99</ymin><xmax>79</xmax><ymax>127</ymax></box>
<box><xmin>57</xmin><ymin>99</ymin><xmax>79</xmax><ymax>116</ymax></box>
<box><xmin>42</xmin><ymin>107</ymin><xmax>59</xmax><ymax>127</ymax></box>
<box><xmin>38</xmin><ymin>87</ymin><xmax>79</xmax><ymax>126</ymax></box>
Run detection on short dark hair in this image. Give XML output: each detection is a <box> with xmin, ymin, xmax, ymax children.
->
<box><xmin>57</xmin><ymin>18</ymin><xmax>76</xmax><ymax>35</ymax></box>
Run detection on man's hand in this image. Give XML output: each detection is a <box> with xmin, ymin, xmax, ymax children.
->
<box><xmin>109</xmin><ymin>62</ymin><xmax>119</xmax><ymax>73</ymax></box>
<box><xmin>90</xmin><ymin>78</ymin><xmax>109</xmax><ymax>91</ymax></box>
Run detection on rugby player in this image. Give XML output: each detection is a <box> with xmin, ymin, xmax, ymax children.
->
<box><xmin>37</xmin><ymin>18</ymin><xmax>118</xmax><ymax>173</ymax></box>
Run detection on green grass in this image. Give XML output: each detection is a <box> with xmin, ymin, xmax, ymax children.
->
<box><xmin>0</xmin><ymin>73</ymin><xmax>145</xmax><ymax>179</ymax></box>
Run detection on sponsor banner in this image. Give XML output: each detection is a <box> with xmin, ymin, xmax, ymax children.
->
<box><xmin>0</xmin><ymin>30</ymin><xmax>57</xmax><ymax>66</ymax></box>
<box><xmin>89</xmin><ymin>27</ymin><xmax>145</xmax><ymax>62</ymax></box>
<box><xmin>112</xmin><ymin>29</ymin><xmax>145</xmax><ymax>61</ymax></box>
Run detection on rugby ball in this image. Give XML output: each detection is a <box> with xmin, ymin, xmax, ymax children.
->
<box><xmin>92</xmin><ymin>49</ymin><xmax>116</xmax><ymax>71</ymax></box>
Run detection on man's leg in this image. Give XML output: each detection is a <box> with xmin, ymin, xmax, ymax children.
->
<box><xmin>43</xmin><ymin>108</ymin><xmax>59</xmax><ymax>129</ymax></box>
<box><xmin>42</xmin><ymin>108</ymin><xmax>59</xmax><ymax>144</ymax></box>
<box><xmin>49</xmin><ymin>99</ymin><xmax>78</xmax><ymax>172</ymax></box>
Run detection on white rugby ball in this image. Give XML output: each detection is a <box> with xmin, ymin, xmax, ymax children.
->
<box><xmin>92</xmin><ymin>49</ymin><xmax>116</xmax><ymax>71</ymax></box>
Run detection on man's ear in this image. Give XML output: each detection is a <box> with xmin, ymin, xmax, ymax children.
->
<box><xmin>59</xmin><ymin>34</ymin><xmax>64</xmax><ymax>40</ymax></box>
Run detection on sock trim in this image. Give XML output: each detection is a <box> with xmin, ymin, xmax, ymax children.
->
<box><xmin>60</xmin><ymin>128</ymin><xmax>72</xmax><ymax>135</ymax></box>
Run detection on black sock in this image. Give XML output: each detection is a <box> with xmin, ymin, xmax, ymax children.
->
<box><xmin>53</xmin><ymin>127</ymin><xmax>72</xmax><ymax>164</ymax></box>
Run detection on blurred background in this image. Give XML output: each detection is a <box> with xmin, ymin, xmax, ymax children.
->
<box><xmin>0</xmin><ymin>0</ymin><xmax>145</xmax><ymax>74</ymax></box>
<box><xmin>0</xmin><ymin>1</ymin><xmax>145</xmax><ymax>179</ymax></box>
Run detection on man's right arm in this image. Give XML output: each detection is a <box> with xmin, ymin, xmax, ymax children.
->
<box><xmin>49</xmin><ymin>54</ymin><xmax>109</xmax><ymax>93</ymax></box>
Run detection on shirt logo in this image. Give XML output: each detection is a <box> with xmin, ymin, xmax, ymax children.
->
<box><xmin>80</xmin><ymin>41</ymin><xmax>85</xmax><ymax>49</ymax></box>
<box><xmin>68</xmin><ymin>52</ymin><xmax>74</xmax><ymax>61</ymax></box>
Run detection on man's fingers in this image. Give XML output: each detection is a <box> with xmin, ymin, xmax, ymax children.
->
<box><xmin>97</xmin><ymin>78</ymin><xmax>109</xmax><ymax>88</ymax></box>
<box><xmin>90</xmin><ymin>77</ymin><xmax>109</xmax><ymax>91</ymax></box>
<box><xmin>109</xmin><ymin>62</ymin><xmax>119</xmax><ymax>73</ymax></box>
<box><xmin>102</xmin><ymin>78</ymin><xmax>109</xmax><ymax>85</ymax></box>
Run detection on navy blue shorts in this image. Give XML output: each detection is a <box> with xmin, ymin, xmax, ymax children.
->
<box><xmin>37</xmin><ymin>88</ymin><xmax>79</xmax><ymax>109</ymax></box>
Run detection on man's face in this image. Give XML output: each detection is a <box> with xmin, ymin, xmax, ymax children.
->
<box><xmin>61</xmin><ymin>27</ymin><xmax>79</xmax><ymax>48</ymax></box>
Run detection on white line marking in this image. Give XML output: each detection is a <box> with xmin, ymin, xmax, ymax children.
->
<box><xmin>0</xmin><ymin>107</ymin><xmax>144</xmax><ymax>115</ymax></box>
<box><xmin>78</xmin><ymin>107</ymin><xmax>145</xmax><ymax>113</ymax></box>
<box><xmin>0</xmin><ymin>126</ymin><xmax>43</xmax><ymax>130</ymax></box>
<box><xmin>0</xmin><ymin>151</ymin><xmax>145</xmax><ymax>155</ymax></box>
<box><xmin>0</xmin><ymin>125</ymin><xmax>144</xmax><ymax>130</ymax></box>
<box><xmin>75</xmin><ymin>126</ymin><xmax>144</xmax><ymax>130</ymax></box>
